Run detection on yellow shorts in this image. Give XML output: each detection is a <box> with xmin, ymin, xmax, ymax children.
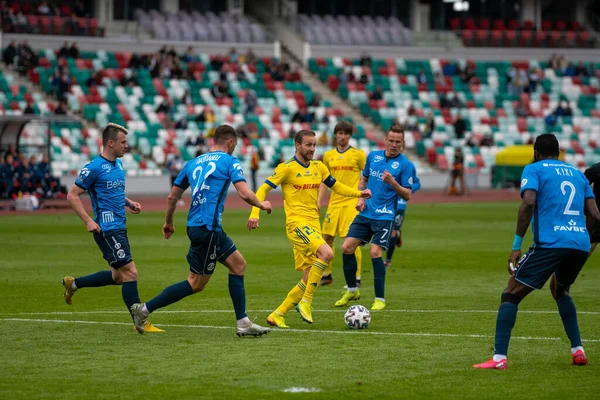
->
<box><xmin>322</xmin><ymin>205</ymin><xmax>359</xmax><ymax>238</ymax></box>
<box><xmin>286</xmin><ymin>220</ymin><xmax>327</xmax><ymax>271</ymax></box>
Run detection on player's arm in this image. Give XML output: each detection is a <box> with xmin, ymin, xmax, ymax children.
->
<box><xmin>508</xmin><ymin>190</ymin><xmax>536</xmax><ymax>274</ymax></box>
<box><xmin>319</xmin><ymin>162</ymin><xmax>371</xmax><ymax>199</ymax></box>
<box><xmin>67</xmin><ymin>184</ymin><xmax>101</xmax><ymax>233</ymax></box>
<box><xmin>318</xmin><ymin>183</ymin><xmax>329</xmax><ymax>209</ymax></box>
<box><xmin>247</xmin><ymin>182</ymin><xmax>274</xmax><ymax>231</ymax></box>
<box><xmin>234</xmin><ymin>181</ymin><xmax>272</xmax><ymax>212</ymax></box>
<box><xmin>162</xmin><ymin>185</ymin><xmax>186</xmax><ymax>239</ymax></box>
<box><xmin>125</xmin><ymin>197</ymin><xmax>141</xmax><ymax>214</ymax></box>
<box><xmin>382</xmin><ymin>170</ymin><xmax>411</xmax><ymax>200</ymax></box>
<box><xmin>584</xmin><ymin>198</ymin><xmax>600</xmax><ymax>234</ymax></box>
<box><xmin>356</xmin><ymin>175</ymin><xmax>368</xmax><ymax>211</ymax></box>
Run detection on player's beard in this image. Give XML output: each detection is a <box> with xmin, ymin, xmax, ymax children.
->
<box><xmin>300</xmin><ymin>149</ymin><xmax>314</xmax><ymax>162</ymax></box>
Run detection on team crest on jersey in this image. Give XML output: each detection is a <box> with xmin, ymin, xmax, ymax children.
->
<box><xmin>391</xmin><ymin>162</ymin><xmax>399</xmax><ymax>169</ymax></box>
<box><xmin>304</xmin><ymin>170</ymin><xmax>312</xmax><ymax>176</ymax></box>
<box><xmin>78</xmin><ymin>168</ymin><xmax>90</xmax><ymax>180</ymax></box>
<box><xmin>521</xmin><ymin>179</ymin><xmax>528</xmax><ymax>188</ymax></box>
<box><xmin>373</xmin><ymin>155</ymin><xmax>384</xmax><ymax>163</ymax></box>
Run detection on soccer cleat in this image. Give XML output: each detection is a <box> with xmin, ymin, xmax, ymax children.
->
<box><xmin>143</xmin><ymin>322</ymin><xmax>165</xmax><ymax>333</ymax></box>
<box><xmin>267</xmin><ymin>312</ymin><xmax>289</xmax><ymax>329</ymax></box>
<box><xmin>383</xmin><ymin>260</ymin><xmax>391</xmax><ymax>268</ymax></box>
<box><xmin>236</xmin><ymin>322</ymin><xmax>271</xmax><ymax>337</ymax></box>
<box><xmin>319</xmin><ymin>274</ymin><xmax>333</xmax><ymax>287</ymax></box>
<box><xmin>371</xmin><ymin>299</ymin><xmax>386</xmax><ymax>310</ymax></box>
<box><xmin>62</xmin><ymin>276</ymin><xmax>77</xmax><ymax>305</ymax></box>
<box><xmin>473</xmin><ymin>358</ymin><xmax>507</xmax><ymax>369</ymax></box>
<box><xmin>297</xmin><ymin>301</ymin><xmax>313</xmax><ymax>324</ymax></box>
<box><xmin>334</xmin><ymin>290</ymin><xmax>361</xmax><ymax>307</ymax></box>
<box><xmin>130</xmin><ymin>303</ymin><xmax>148</xmax><ymax>334</ymax></box>
<box><xmin>572</xmin><ymin>350</ymin><xmax>588</xmax><ymax>366</ymax></box>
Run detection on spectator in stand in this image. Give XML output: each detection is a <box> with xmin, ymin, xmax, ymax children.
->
<box><xmin>424</xmin><ymin>112</ymin><xmax>435</xmax><ymax>137</ymax></box>
<box><xmin>185</xmin><ymin>134</ymin><xmax>206</xmax><ymax>154</ymax></box>
<box><xmin>359</xmin><ymin>72</ymin><xmax>369</xmax><ymax>85</ymax></box>
<box><xmin>4</xmin><ymin>144</ymin><xmax>17</xmax><ymax>160</ymax></box>
<box><xmin>50</xmin><ymin>70</ymin><xmax>70</xmax><ymax>101</ymax></box>
<box><xmin>2</xmin><ymin>40</ymin><xmax>17</xmax><ymax>66</ymax></box>
<box><xmin>448</xmin><ymin>147</ymin><xmax>465</xmax><ymax>196</ymax></box>
<box><xmin>564</xmin><ymin>62</ymin><xmax>576</xmax><ymax>77</ymax></box>
<box><xmin>58</xmin><ymin>42</ymin><xmax>70</xmax><ymax>59</ymax></box>
<box><xmin>454</xmin><ymin>113</ymin><xmax>467</xmax><ymax>139</ymax></box>
<box><xmin>180</xmin><ymin>89</ymin><xmax>192</xmax><ymax>105</ymax></box>
<box><xmin>528</xmin><ymin>68</ymin><xmax>540</xmax><ymax>93</ymax></box>
<box><xmin>516</xmin><ymin>69</ymin><xmax>529</xmax><ymax>94</ymax></box>
<box><xmin>289</xmin><ymin>67</ymin><xmax>302</xmax><ymax>82</ymax></box>
<box><xmin>54</xmin><ymin>100</ymin><xmax>67</xmax><ymax>115</ymax></box>
<box><xmin>480</xmin><ymin>135</ymin><xmax>494</xmax><ymax>147</ymax></box>
<box><xmin>549</xmin><ymin>54</ymin><xmax>560</xmax><ymax>69</ymax></box>
<box><xmin>38</xmin><ymin>1</ymin><xmax>51</xmax><ymax>16</ymax></box>
<box><xmin>359</xmin><ymin>52</ymin><xmax>372</xmax><ymax>68</ymax></box>
<box><xmin>308</xmin><ymin>93</ymin><xmax>321</xmax><ymax>107</ymax></box>
<box><xmin>370</xmin><ymin>86</ymin><xmax>383</xmax><ymax>101</ymax></box>
<box><xmin>249</xmin><ymin>146</ymin><xmax>260</xmax><ymax>191</ymax></box>
<box><xmin>15</xmin><ymin>155</ymin><xmax>34</xmax><ymax>194</ymax></box>
<box><xmin>317</xmin><ymin>130</ymin><xmax>329</xmax><ymax>146</ymax></box>
<box><xmin>440</xmin><ymin>93</ymin><xmax>451</xmax><ymax>109</ymax></box>
<box><xmin>244</xmin><ymin>89</ymin><xmax>258</xmax><ymax>116</ymax></box>
<box><xmin>1</xmin><ymin>153</ymin><xmax>16</xmax><ymax>198</ymax></box>
<box><xmin>23</xmin><ymin>101</ymin><xmax>35</xmax><ymax>114</ymax></box>
<box><xmin>460</xmin><ymin>65</ymin><xmax>475</xmax><ymax>84</ymax></box>
<box><xmin>86</xmin><ymin>71</ymin><xmax>102</xmax><ymax>87</ymax></box>
<box><xmin>417</xmin><ymin>68</ymin><xmax>427</xmax><ymax>85</ymax></box>
<box><xmin>448</xmin><ymin>92</ymin><xmax>464</xmax><ymax>108</ymax></box>
<box><xmin>244</xmin><ymin>49</ymin><xmax>257</xmax><ymax>65</ymax></box>
<box><xmin>506</xmin><ymin>67</ymin><xmax>518</xmax><ymax>96</ymax></box>
<box><xmin>407</xmin><ymin>103</ymin><xmax>416</xmax><ymax>116</ymax></box>
<box><xmin>73</xmin><ymin>1</ymin><xmax>85</xmax><ymax>17</ymax></box>
<box><xmin>211</xmin><ymin>80</ymin><xmax>230</xmax><ymax>99</ymax></box>
<box><xmin>236</xmin><ymin>67</ymin><xmax>247</xmax><ymax>82</ymax></box>
<box><xmin>228</xmin><ymin>48</ymin><xmax>239</xmax><ymax>63</ymax></box>
<box><xmin>17</xmin><ymin>40</ymin><xmax>37</xmax><ymax>73</ymax></box>
<box><xmin>575</xmin><ymin>62</ymin><xmax>589</xmax><ymax>77</ymax></box>
<box><xmin>515</xmin><ymin>100</ymin><xmax>530</xmax><ymax>118</ymax></box>
<box><xmin>434</xmin><ymin>71</ymin><xmax>447</xmax><ymax>88</ymax></box>
<box><xmin>181</xmin><ymin>46</ymin><xmax>194</xmax><ymax>63</ymax></box>
<box><xmin>121</xmin><ymin>70</ymin><xmax>139</xmax><ymax>87</ymax></box>
<box><xmin>69</xmin><ymin>42</ymin><xmax>80</xmax><ymax>59</ymax></box>
<box><xmin>291</xmin><ymin>107</ymin><xmax>313</xmax><ymax>124</ymax></box>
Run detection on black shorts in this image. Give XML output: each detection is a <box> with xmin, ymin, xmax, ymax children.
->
<box><xmin>346</xmin><ymin>215</ymin><xmax>395</xmax><ymax>250</ymax></box>
<box><xmin>590</xmin><ymin>223</ymin><xmax>600</xmax><ymax>244</ymax></box>
<box><xmin>186</xmin><ymin>226</ymin><xmax>237</xmax><ymax>275</ymax></box>
<box><xmin>514</xmin><ymin>247</ymin><xmax>589</xmax><ymax>290</ymax></box>
<box><xmin>93</xmin><ymin>229</ymin><xmax>133</xmax><ymax>268</ymax></box>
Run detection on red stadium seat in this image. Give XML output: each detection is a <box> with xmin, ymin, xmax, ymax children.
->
<box><xmin>519</xmin><ymin>30</ymin><xmax>532</xmax><ymax>47</ymax></box>
<box><xmin>462</xmin><ymin>30</ymin><xmax>474</xmax><ymax>46</ymax></box>
<box><xmin>479</xmin><ymin>18</ymin><xmax>490</xmax><ymax>30</ymax></box>
<box><xmin>475</xmin><ymin>30</ymin><xmax>489</xmax><ymax>46</ymax></box>
<box><xmin>555</xmin><ymin>20</ymin><xmax>566</xmax><ymax>31</ymax></box>
<box><xmin>493</xmin><ymin>19</ymin><xmax>505</xmax><ymax>30</ymax></box>
<box><xmin>504</xmin><ymin>30</ymin><xmax>517</xmax><ymax>47</ymax></box>
<box><xmin>450</xmin><ymin>17</ymin><xmax>461</xmax><ymax>30</ymax></box>
<box><xmin>542</xmin><ymin>20</ymin><xmax>552</xmax><ymax>31</ymax></box>
<box><xmin>522</xmin><ymin>20</ymin><xmax>534</xmax><ymax>30</ymax></box>
<box><xmin>508</xmin><ymin>19</ymin><xmax>519</xmax><ymax>30</ymax></box>
<box><xmin>490</xmin><ymin>30</ymin><xmax>503</xmax><ymax>47</ymax></box>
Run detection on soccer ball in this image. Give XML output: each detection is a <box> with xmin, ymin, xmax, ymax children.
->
<box><xmin>344</xmin><ymin>305</ymin><xmax>371</xmax><ymax>329</ymax></box>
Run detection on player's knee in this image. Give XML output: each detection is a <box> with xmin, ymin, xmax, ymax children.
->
<box><xmin>317</xmin><ymin>246</ymin><xmax>333</xmax><ymax>263</ymax></box>
<box><xmin>500</xmin><ymin>292</ymin><xmax>523</xmax><ymax>305</ymax></box>
<box><xmin>119</xmin><ymin>263</ymin><xmax>138</xmax><ymax>282</ymax></box>
<box><xmin>370</xmin><ymin>247</ymin><xmax>383</xmax><ymax>259</ymax></box>
<box><xmin>189</xmin><ymin>277</ymin><xmax>208</xmax><ymax>293</ymax></box>
<box><xmin>341</xmin><ymin>242</ymin><xmax>356</xmax><ymax>255</ymax></box>
<box><xmin>232</xmin><ymin>259</ymin><xmax>246</xmax><ymax>275</ymax></box>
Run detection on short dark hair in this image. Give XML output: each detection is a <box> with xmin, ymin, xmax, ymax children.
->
<box><xmin>294</xmin><ymin>129</ymin><xmax>316</xmax><ymax>145</ymax></box>
<box><xmin>386</xmin><ymin>124</ymin><xmax>404</xmax><ymax>137</ymax></box>
<box><xmin>102</xmin><ymin>123</ymin><xmax>128</xmax><ymax>146</ymax></box>
<box><xmin>534</xmin><ymin>133</ymin><xmax>560</xmax><ymax>157</ymax></box>
<box><xmin>213</xmin><ymin>124</ymin><xmax>238</xmax><ymax>144</ymax></box>
<box><xmin>334</xmin><ymin>121</ymin><xmax>353</xmax><ymax>136</ymax></box>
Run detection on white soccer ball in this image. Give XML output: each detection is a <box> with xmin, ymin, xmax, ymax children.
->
<box><xmin>344</xmin><ymin>305</ymin><xmax>371</xmax><ymax>329</ymax></box>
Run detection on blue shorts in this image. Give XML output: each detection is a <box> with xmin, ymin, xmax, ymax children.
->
<box><xmin>346</xmin><ymin>215</ymin><xmax>395</xmax><ymax>250</ymax></box>
<box><xmin>93</xmin><ymin>229</ymin><xmax>133</xmax><ymax>269</ymax></box>
<box><xmin>514</xmin><ymin>247</ymin><xmax>589</xmax><ymax>290</ymax></box>
<box><xmin>186</xmin><ymin>226</ymin><xmax>237</xmax><ymax>275</ymax></box>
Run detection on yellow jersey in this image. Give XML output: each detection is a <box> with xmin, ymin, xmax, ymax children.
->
<box><xmin>322</xmin><ymin>147</ymin><xmax>366</xmax><ymax>207</ymax></box>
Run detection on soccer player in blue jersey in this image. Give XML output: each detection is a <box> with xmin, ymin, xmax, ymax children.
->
<box><xmin>584</xmin><ymin>161</ymin><xmax>600</xmax><ymax>255</ymax></box>
<box><xmin>131</xmin><ymin>125</ymin><xmax>272</xmax><ymax>337</ymax></box>
<box><xmin>384</xmin><ymin>162</ymin><xmax>421</xmax><ymax>268</ymax></box>
<box><xmin>335</xmin><ymin>125</ymin><xmax>414</xmax><ymax>310</ymax></box>
<box><xmin>474</xmin><ymin>134</ymin><xmax>600</xmax><ymax>369</ymax></box>
<box><xmin>62</xmin><ymin>123</ymin><xmax>163</xmax><ymax>333</ymax></box>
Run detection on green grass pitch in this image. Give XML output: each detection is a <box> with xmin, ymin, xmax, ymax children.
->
<box><xmin>0</xmin><ymin>202</ymin><xmax>599</xmax><ymax>399</ymax></box>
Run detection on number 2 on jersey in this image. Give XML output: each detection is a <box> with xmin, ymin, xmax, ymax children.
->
<box><xmin>192</xmin><ymin>162</ymin><xmax>216</xmax><ymax>198</ymax></box>
<box><xmin>561</xmin><ymin>180</ymin><xmax>580</xmax><ymax>216</ymax></box>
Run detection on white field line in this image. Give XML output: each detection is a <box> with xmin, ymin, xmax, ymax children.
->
<box><xmin>1</xmin><ymin>317</ymin><xmax>600</xmax><ymax>343</ymax></box>
<box><xmin>1</xmin><ymin>309</ymin><xmax>599</xmax><ymax>316</ymax></box>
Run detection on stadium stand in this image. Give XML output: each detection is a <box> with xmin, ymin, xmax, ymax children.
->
<box><xmin>296</xmin><ymin>14</ymin><xmax>414</xmax><ymax>46</ymax></box>
<box><xmin>309</xmin><ymin>56</ymin><xmax>600</xmax><ymax>173</ymax></box>
<box><xmin>134</xmin><ymin>10</ymin><xmax>268</xmax><ymax>43</ymax></box>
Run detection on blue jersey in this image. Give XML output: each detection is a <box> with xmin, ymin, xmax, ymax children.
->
<box><xmin>360</xmin><ymin>150</ymin><xmax>413</xmax><ymax>221</ymax></box>
<box><xmin>75</xmin><ymin>156</ymin><xmax>127</xmax><ymax>232</ymax></box>
<box><xmin>520</xmin><ymin>160</ymin><xmax>595</xmax><ymax>252</ymax></box>
<box><xmin>397</xmin><ymin>163</ymin><xmax>421</xmax><ymax>211</ymax></box>
<box><xmin>174</xmin><ymin>151</ymin><xmax>245</xmax><ymax>231</ymax></box>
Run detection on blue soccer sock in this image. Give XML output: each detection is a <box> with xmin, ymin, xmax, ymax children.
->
<box><xmin>121</xmin><ymin>280</ymin><xmax>141</xmax><ymax>320</ymax></box>
<box><xmin>74</xmin><ymin>270</ymin><xmax>116</xmax><ymax>288</ymax></box>
<box><xmin>494</xmin><ymin>302</ymin><xmax>518</xmax><ymax>356</ymax></box>
<box><xmin>372</xmin><ymin>257</ymin><xmax>386</xmax><ymax>299</ymax></box>
<box><xmin>146</xmin><ymin>280</ymin><xmax>194</xmax><ymax>313</ymax></box>
<box><xmin>557</xmin><ymin>295</ymin><xmax>582</xmax><ymax>348</ymax></box>
<box><xmin>228</xmin><ymin>274</ymin><xmax>247</xmax><ymax>321</ymax></box>
<box><xmin>385</xmin><ymin>241</ymin><xmax>397</xmax><ymax>262</ymax></box>
<box><xmin>342</xmin><ymin>253</ymin><xmax>358</xmax><ymax>289</ymax></box>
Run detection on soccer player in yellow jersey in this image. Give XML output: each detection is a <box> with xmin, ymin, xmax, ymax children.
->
<box><xmin>247</xmin><ymin>130</ymin><xmax>371</xmax><ymax>327</ymax></box>
<box><xmin>318</xmin><ymin>121</ymin><xmax>366</xmax><ymax>287</ymax></box>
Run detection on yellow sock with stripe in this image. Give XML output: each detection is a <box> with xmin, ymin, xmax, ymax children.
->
<box><xmin>324</xmin><ymin>244</ymin><xmax>334</xmax><ymax>276</ymax></box>
<box><xmin>355</xmin><ymin>246</ymin><xmax>362</xmax><ymax>279</ymax></box>
<box><xmin>275</xmin><ymin>281</ymin><xmax>306</xmax><ymax>316</ymax></box>
<box><xmin>301</xmin><ymin>259</ymin><xmax>328</xmax><ymax>303</ymax></box>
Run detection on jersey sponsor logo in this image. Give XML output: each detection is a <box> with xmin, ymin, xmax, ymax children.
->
<box><xmin>373</xmin><ymin>155</ymin><xmax>384</xmax><ymax>163</ymax></box>
<box><xmin>293</xmin><ymin>183</ymin><xmax>321</xmax><ymax>190</ymax></box>
<box><xmin>369</xmin><ymin>168</ymin><xmax>385</xmax><ymax>180</ymax></box>
<box><xmin>102</xmin><ymin>164</ymin><xmax>112</xmax><ymax>173</ymax></box>
<box><xmin>554</xmin><ymin>219</ymin><xmax>587</xmax><ymax>233</ymax></box>
<box><xmin>375</xmin><ymin>205</ymin><xmax>394</xmax><ymax>215</ymax></box>
<box><xmin>207</xmin><ymin>263</ymin><xmax>215</xmax><ymax>271</ymax></box>
<box><xmin>192</xmin><ymin>197</ymin><xmax>207</xmax><ymax>206</ymax></box>
<box><xmin>102</xmin><ymin>211</ymin><xmax>114</xmax><ymax>224</ymax></box>
<box><xmin>106</xmin><ymin>179</ymin><xmax>125</xmax><ymax>189</ymax></box>
<box><xmin>330</xmin><ymin>166</ymin><xmax>354</xmax><ymax>171</ymax></box>
<box><xmin>391</xmin><ymin>162</ymin><xmax>399</xmax><ymax>169</ymax></box>
<box><xmin>521</xmin><ymin>178</ymin><xmax>528</xmax><ymax>188</ymax></box>
<box><xmin>112</xmin><ymin>236</ymin><xmax>122</xmax><ymax>249</ymax></box>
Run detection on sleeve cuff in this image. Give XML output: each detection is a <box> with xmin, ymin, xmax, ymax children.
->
<box><xmin>265</xmin><ymin>180</ymin><xmax>277</xmax><ymax>189</ymax></box>
<box><xmin>74</xmin><ymin>181</ymin><xmax>88</xmax><ymax>191</ymax></box>
<box><xmin>520</xmin><ymin>188</ymin><xmax>538</xmax><ymax>198</ymax></box>
<box><xmin>232</xmin><ymin>178</ymin><xmax>246</xmax><ymax>184</ymax></box>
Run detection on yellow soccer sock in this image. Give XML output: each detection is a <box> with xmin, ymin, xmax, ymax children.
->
<box><xmin>355</xmin><ymin>246</ymin><xmax>362</xmax><ymax>279</ymax></box>
<box><xmin>301</xmin><ymin>259</ymin><xmax>328</xmax><ymax>303</ymax></box>
<box><xmin>324</xmin><ymin>245</ymin><xmax>334</xmax><ymax>276</ymax></box>
<box><xmin>275</xmin><ymin>281</ymin><xmax>306</xmax><ymax>315</ymax></box>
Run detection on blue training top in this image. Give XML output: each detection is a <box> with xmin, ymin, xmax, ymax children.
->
<box><xmin>75</xmin><ymin>156</ymin><xmax>127</xmax><ymax>232</ymax></box>
<box><xmin>520</xmin><ymin>160</ymin><xmax>594</xmax><ymax>252</ymax></box>
<box><xmin>360</xmin><ymin>150</ymin><xmax>413</xmax><ymax>221</ymax></box>
<box><xmin>174</xmin><ymin>151</ymin><xmax>246</xmax><ymax>231</ymax></box>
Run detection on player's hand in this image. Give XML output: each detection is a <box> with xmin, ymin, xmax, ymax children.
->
<box><xmin>86</xmin><ymin>220</ymin><xmax>101</xmax><ymax>233</ymax></box>
<box><xmin>356</xmin><ymin>198</ymin><xmax>366</xmax><ymax>212</ymax></box>
<box><xmin>247</xmin><ymin>218</ymin><xmax>260</xmax><ymax>231</ymax></box>
<box><xmin>360</xmin><ymin>189</ymin><xmax>372</xmax><ymax>199</ymax></box>
<box><xmin>508</xmin><ymin>250</ymin><xmax>521</xmax><ymax>276</ymax></box>
<box><xmin>260</xmin><ymin>201</ymin><xmax>272</xmax><ymax>214</ymax></box>
<box><xmin>382</xmin><ymin>170</ymin><xmax>395</xmax><ymax>185</ymax></box>
<box><xmin>392</xmin><ymin>229</ymin><xmax>399</xmax><ymax>238</ymax></box>
<box><xmin>128</xmin><ymin>201</ymin><xmax>142</xmax><ymax>214</ymax></box>
<box><xmin>162</xmin><ymin>223</ymin><xmax>175</xmax><ymax>239</ymax></box>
